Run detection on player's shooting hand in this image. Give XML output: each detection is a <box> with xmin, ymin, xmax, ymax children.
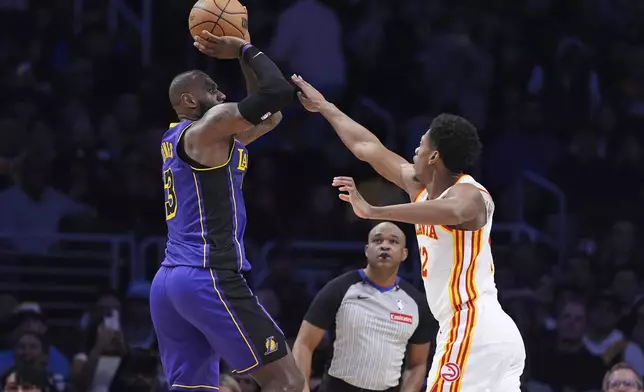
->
<box><xmin>193</xmin><ymin>31</ymin><xmax>247</xmax><ymax>59</ymax></box>
<box><xmin>332</xmin><ymin>176</ymin><xmax>373</xmax><ymax>219</ymax></box>
<box><xmin>291</xmin><ymin>75</ymin><xmax>327</xmax><ymax>112</ymax></box>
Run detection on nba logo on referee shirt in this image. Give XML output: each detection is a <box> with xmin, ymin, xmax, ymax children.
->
<box><xmin>396</xmin><ymin>299</ymin><xmax>404</xmax><ymax>312</ymax></box>
<box><xmin>265</xmin><ymin>336</ymin><xmax>278</xmax><ymax>355</ymax></box>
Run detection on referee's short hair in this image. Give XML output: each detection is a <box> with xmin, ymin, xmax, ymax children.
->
<box><xmin>602</xmin><ymin>362</ymin><xmax>643</xmax><ymax>391</ymax></box>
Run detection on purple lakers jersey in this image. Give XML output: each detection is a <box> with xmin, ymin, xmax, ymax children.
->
<box><xmin>160</xmin><ymin>120</ymin><xmax>250</xmax><ymax>271</ymax></box>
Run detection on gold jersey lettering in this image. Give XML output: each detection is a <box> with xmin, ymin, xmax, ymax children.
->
<box><xmin>237</xmin><ymin>149</ymin><xmax>248</xmax><ymax>171</ymax></box>
<box><xmin>161</xmin><ymin>142</ymin><xmax>174</xmax><ymax>163</ymax></box>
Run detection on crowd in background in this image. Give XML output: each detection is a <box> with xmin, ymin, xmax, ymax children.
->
<box><xmin>1</xmin><ymin>0</ymin><xmax>644</xmax><ymax>391</ymax></box>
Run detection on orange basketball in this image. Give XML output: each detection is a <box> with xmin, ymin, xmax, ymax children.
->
<box><xmin>189</xmin><ymin>0</ymin><xmax>248</xmax><ymax>39</ymax></box>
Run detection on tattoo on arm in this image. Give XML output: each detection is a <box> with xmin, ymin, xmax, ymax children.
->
<box><xmin>236</xmin><ymin>112</ymin><xmax>283</xmax><ymax>145</ymax></box>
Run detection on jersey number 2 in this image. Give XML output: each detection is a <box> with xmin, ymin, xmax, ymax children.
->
<box><xmin>164</xmin><ymin>168</ymin><xmax>177</xmax><ymax>220</ymax></box>
<box><xmin>420</xmin><ymin>246</ymin><xmax>429</xmax><ymax>278</ymax></box>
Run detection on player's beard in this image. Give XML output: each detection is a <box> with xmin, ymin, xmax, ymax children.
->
<box><xmin>196</xmin><ymin>100</ymin><xmax>215</xmax><ymax>118</ymax></box>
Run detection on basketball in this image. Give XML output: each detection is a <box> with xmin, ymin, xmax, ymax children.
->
<box><xmin>189</xmin><ymin>0</ymin><xmax>249</xmax><ymax>39</ymax></box>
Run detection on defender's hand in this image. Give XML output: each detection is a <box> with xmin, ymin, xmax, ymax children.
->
<box><xmin>194</xmin><ymin>31</ymin><xmax>247</xmax><ymax>59</ymax></box>
<box><xmin>332</xmin><ymin>176</ymin><xmax>373</xmax><ymax>219</ymax></box>
<box><xmin>291</xmin><ymin>74</ymin><xmax>327</xmax><ymax>112</ymax></box>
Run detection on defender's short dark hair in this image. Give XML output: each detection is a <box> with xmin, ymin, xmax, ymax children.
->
<box><xmin>428</xmin><ymin>114</ymin><xmax>482</xmax><ymax>173</ymax></box>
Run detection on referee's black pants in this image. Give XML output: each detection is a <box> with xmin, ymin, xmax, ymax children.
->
<box><xmin>318</xmin><ymin>374</ymin><xmax>400</xmax><ymax>392</ymax></box>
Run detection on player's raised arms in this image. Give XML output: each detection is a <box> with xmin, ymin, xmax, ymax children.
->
<box><xmin>186</xmin><ymin>34</ymin><xmax>293</xmax><ymax>145</ymax></box>
<box><xmin>292</xmin><ymin>75</ymin><xmax>422</xmax><ymax>197</ymax></box>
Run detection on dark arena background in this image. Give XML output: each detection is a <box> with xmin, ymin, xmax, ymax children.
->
<box><xmin>0</xmin><ymin>0</ymin><xmax>643</xmax><ymax>391</ymax></box>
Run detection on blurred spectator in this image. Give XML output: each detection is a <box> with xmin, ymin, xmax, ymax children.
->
<box><xmin>416</xmin><ymin>17</ymin><xmax>493</xmax><ymax>128</ymax></box>
<box><xmin>79</xmin><ymin>291</ymin><xmax>122</xmax><ymax>333</ymax></box>
<box><xmin>583</xmin><ymin>292</ymin><xmax>644</xmax><ymax>374</ymax></box>
<box><xmin>269</xmin><ymin>0</ymin><xmax>346</xmax><ymax>98</ymax></box>
<box><xmin>96</xmin><ymin>115</ymin><xmax>124</xmax><ymax>162</ymax></box>
<box><xmin>601</xmin><ymin>362</ymin><xmax>643</xmax><ymax>392</ymax></box>
<box><xmin>0</xmin><ymin>295</ymin><xmax>18</xmax><ymax>348</ymax></box>
<box><xmin>107</xmin><ymin>348</ymin><xmax>164</xmax><ymax>392</ymax></box>
<box><xmin>535</xmin><ymin>37</ymin><xmax>602</xmax><ymax>123</ymax></box>
<box><xmin>11</xmin><ymin>332</ymin><xmax>65</xmax><ymax>392</ymax></box>
<box><xmin>268</xmin><ymin>0</ymin><xmax>346</xmax><ymax>146</ymax></box>
<box><xmin>0</xmin><ymin>305</ymin><xmax>69</xmax><ymax>378</ymax></box>
<box><xmin>1</xmin><ymin>363</ymin><xmax>51</xmax><ymax>392</ymax></box>
<box><xmin>122</xmin><ymin>281</ymin><xmax>155</xmax><ymax>351</ymax></box>
<box><xmin>258</xmin><ymin>254</ymin><xmax>312</xmax><ymax>339</ymax></box>
<box><xmin>503</xmin><ymin>292</ymin><xmax>545</xmax><ymax>352</ymax></box>
<box><xmin>71</xmin><ymin>315</ymin><xmax>127</xmax><ymax>392</ymax></box>
<box><xmin>612</xmin><ymin>267</ymin><xmax>642</xmax><ymax>320</ymax></box>
<box><xmin>60</xmin><ymin>58</ymin><xmax>94</xmax><ymax>101</ymax></box>
<box><xmin>599</xmin><ymin>222</ymin><xmax>636</xmax><ymax>271</ymax></box>
<box><xmin>530</xmin><ymin>298</ymin><xmax>607</xmax><ymax>391</ymax></box>
<box><xmin>629</xmin><ymin>301</ymin><xmax>644</xmax><ymax>353</ymax></box>
<box><xmin>565</xmin><ymin>256</ymin><xmax>596</xmax><ymax>296</ymax></box>
<box><xmin>484</xmin><ymin>99</ymin><xmax>561</xmax><ymax>192</ymax></box>
<box><xmin>522</xmin><ymin>355</ymin><xmax>554</xmax><ymax>392</ymax></box>
<box><xmin>112</xmin><ymin>93</ymin><xmax>141</xmax><ymax>134</ymax></box>
<box><xmin>0</xmin><ymin>152</ymin><xmax>93</xmax><ymax>253</ymax></box>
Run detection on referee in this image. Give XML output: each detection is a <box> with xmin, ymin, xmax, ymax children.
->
<box><xmin>293</xmin><ymin>222</ymin><xmax>432</xmax><ymax>392</ymax></box>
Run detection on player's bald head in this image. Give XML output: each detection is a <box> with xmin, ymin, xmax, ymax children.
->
<box><xmin>368</xmin><ymin>222</ymin><xmax>406</xmax><ymax>243</ymax></box>
<box><xmin>168</xmin><ymin>70</ymin><xmax>209</xmax><ymax>108</ymax></box>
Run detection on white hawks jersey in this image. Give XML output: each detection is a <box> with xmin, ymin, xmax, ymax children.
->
<box><xmin>413</xmin><ymin>174</ymin><xmax>497</xmax><ymax>327</ymax></box>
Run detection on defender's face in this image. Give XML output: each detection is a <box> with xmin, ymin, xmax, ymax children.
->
<box><xmin>365</xmin><ymin>224</ymin><xmax>407</xmax><ymax>268</ymax></box>
<box><xmin>413</xmin><ymin>132</ymin><xmax>436</xmax><ymax>179</ymax></box>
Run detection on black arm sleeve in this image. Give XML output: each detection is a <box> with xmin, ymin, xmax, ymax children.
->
<box><xmin>237</xmin><ymin>45</ymin><xmax>294</xmax><ymax>125</ymax></box>
<box><xmin>304</xmin><ymin>271</ymin><xmax>360</xmax><ymax>330</ymax></box>
<box><xmin>399</xmin><ymin>280</ymin><xmax>435</xmax><ymax>344</ymax></box>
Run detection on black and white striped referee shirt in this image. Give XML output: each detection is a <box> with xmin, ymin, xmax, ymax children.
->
<box><xmin>305</xmin><ymin>269</ymin><xmax>432</xmax><ymax>391</ymax></box>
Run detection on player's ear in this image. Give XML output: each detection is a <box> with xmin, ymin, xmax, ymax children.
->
<box><xmin>428</xmin><ymin>150</ymin><xmax>439</xmax><ymax>165</ymax></box>
<box><xmin>181</xmin><ymin>93</ymin><xmax>197</xmax><ymax>108</ymax></box>
<box><xmin>402</xmin><ymin>248</ymin><xmax>408</xmax><ymax>262</ymax></box>
<box><xmin>364</xmin><ymin>244</ymin><xmax>369</xmax><ymax>259</ymax></box>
